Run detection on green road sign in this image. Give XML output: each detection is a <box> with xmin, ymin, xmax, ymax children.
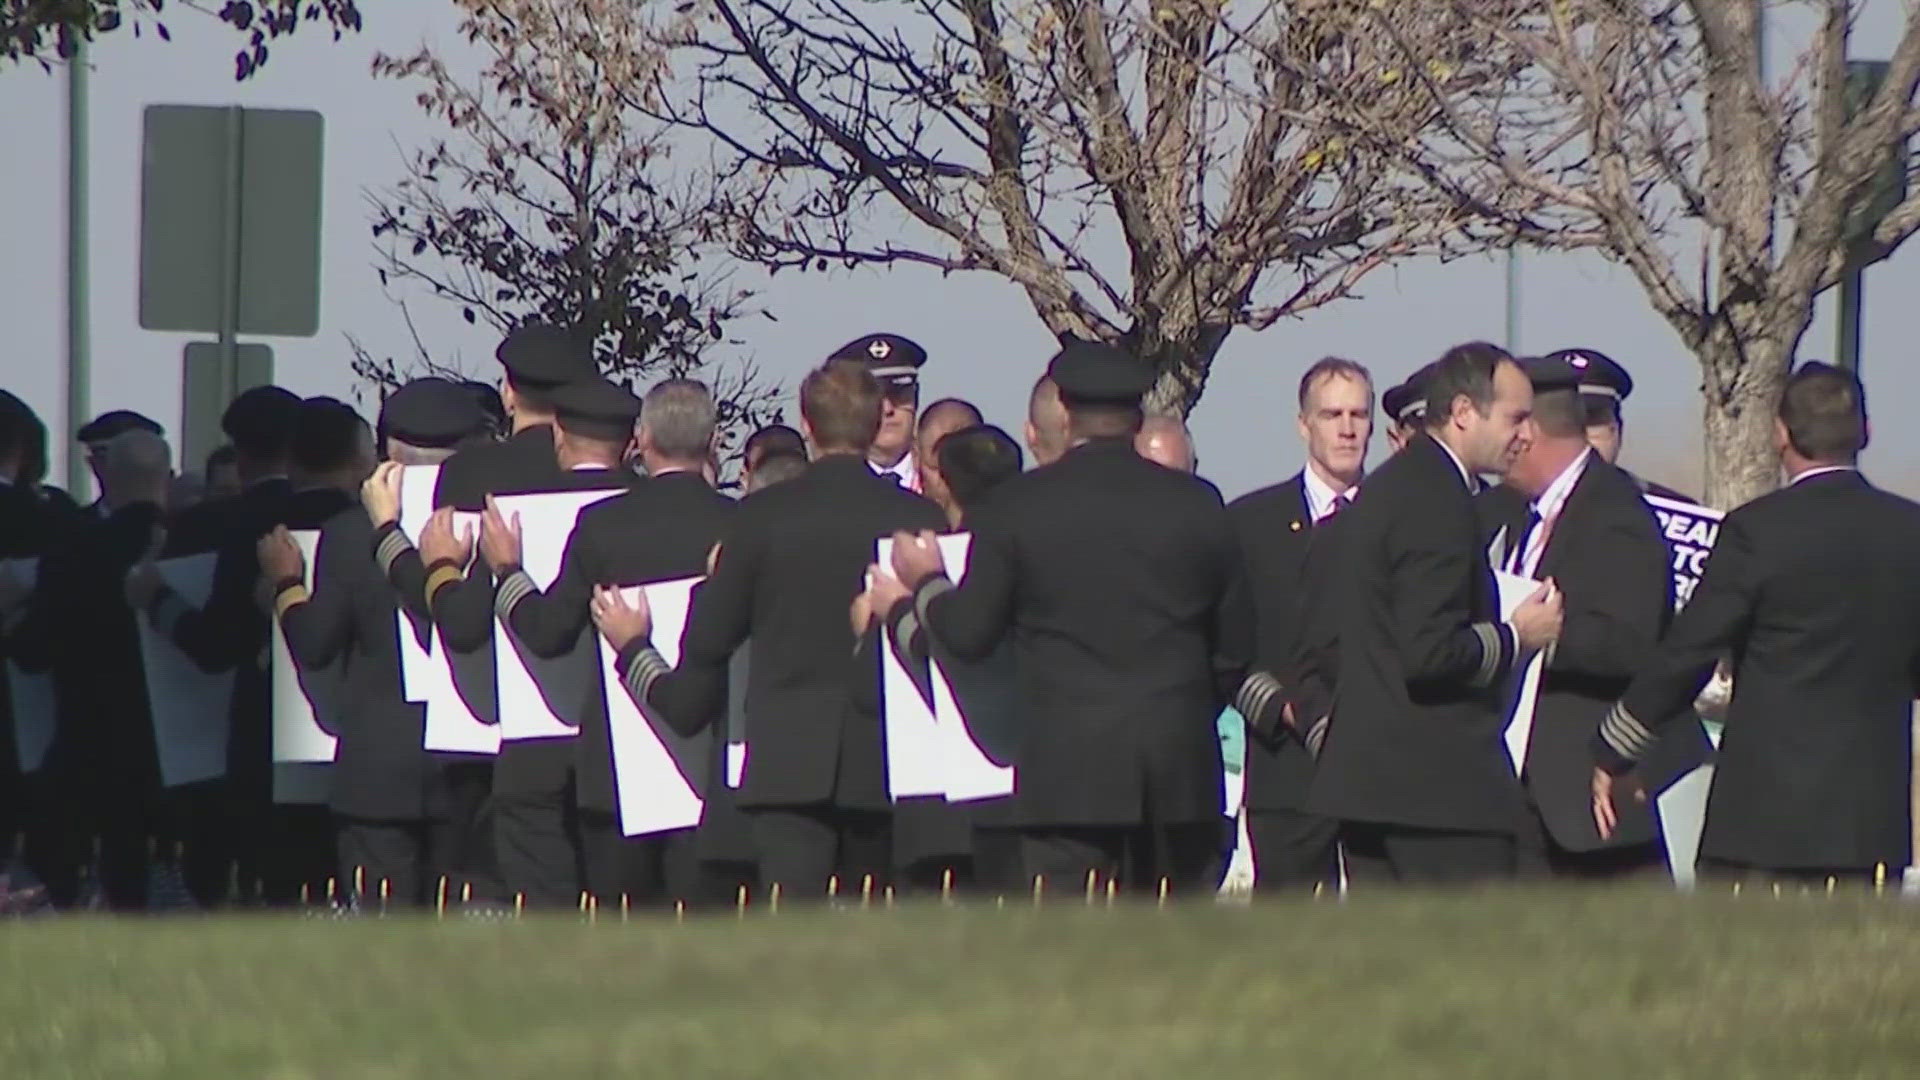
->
<box><xmin>138</xmin><ymin>105</ymin><xmax>324</xmax><ymax>337</ymax></box>
<box><xmin>180</xmin><ymin>342</ymin><xmax>274</xmax><ymax>474</ymax></box>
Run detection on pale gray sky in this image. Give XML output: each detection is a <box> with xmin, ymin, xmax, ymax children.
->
<box><xmin>3</xmin><ymin>1</ymin><xmax>1917</xmax><ymax>503</ymax></box>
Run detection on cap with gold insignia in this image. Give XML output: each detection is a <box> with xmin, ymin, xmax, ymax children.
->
<box><xmin>829</xmin><ymin>333</ymin><xmax>926</xmax><ymax>390</ymax></box>
<box><xmin>1046</xmin><ymin>338</ymin><xmax>1155</xmax><ymax>406</ymax></box>
<box><xmin>382</xmin><ymin>377</ymin><xmax>490</xmax><ymax>449</ymax></box>
<box><xmin>1517</xmin><ymin>354</ymin><xmax>1581</xmax><ymax>394</ymax></box>
<box><xmin>551</xmin><ymin>377</ymin><xmax>642</xmax><ymax>442</ymax></box>
<box><xmin>1382</xmin><ymin>361</ymin><xmax>1437</xmax><ymax>425</ymax></box>
<box><xmin>1550</xmin><ymin>347</ymin><xmax>1632</xmax><ymax>404</ymax></box>
<box><xmin>496</xmin><ymin>322</ymin><xmax>598</xmax><ymax>390</ymax></box>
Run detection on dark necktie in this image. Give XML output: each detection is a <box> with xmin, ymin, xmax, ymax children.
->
<box><xmin>882</xmin><ymin>469</ymin><xmax>902</xmax><ymax>486</ymax></box>
<box><xmin>1324</xmin><ymin>493</ymin><xmax>1351</xmax><ymax>522</ymax></box>
<box><xmin>1509</xmin><ymin>509</ymin><xmax>1542</xmax><ymax>574</ymax></box>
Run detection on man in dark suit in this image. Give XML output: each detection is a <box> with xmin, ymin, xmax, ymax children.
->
<box><xmin>1595</xmin><ymin>362</ymin><xmax>1920</xmax><ymax>881</ymax></box>
<box><xmin>0</xmin><ymin>396</ymin><xmax>54</xmax><ymax>874</ymax></box>
<box><xmin>418</xmin><ymin>375</ymin><xmax>639</xmax><ymax>908</ymax></box>
<box><xmin>484</xmin><ymin>378</ymin><xmax>735</xmax><ymax>907</ymax></box>
<box><xmin>878</xmin><ymin>340</ymin><xmax>1260</xmax><ymax>895</ymax></box>
<box><xmin>124</xmin><ymin>385</ymin><xmax>305</xmax><ymax>905</ymax></box>
<box><xmin>1228</xmin><ymin>356</ymin><xmax>1373</xmax><ymax>892</ymax></box>
<box><xmin>73</xmin><ymin>410</ymin><xmax>165</xmax><ymax>519</ymax></box>
<box><xmin>867</xmin><ymin>424</ymin><xmax>1027</xmax><ymax>893</ymax></box>
<box><xmin>1307</xmin><ymin>342</ymin><xmax>1563</xmax><ymax>885</ymax></box>
<box><xmin>4</xmin><ymin>429</ymin><xmax>173</xmax><ymax>907</ymax></box>
<box><xmin>367</xmin><ymin>323</ymin><xmax>600</xmax><ymax>908</ymax></box>
<box><xmin>1480</xmin><ymin>355</ymin><xmax>1695</xmax><ymax>877</ymax></box>
<box><xmin>831</xmin><ymin>333</ymin><xmax>927</xmax><ymax>490</ymax></box>
<box><xmin>265</xmin><ymin>394</ymin><xmax>452</xmax><ymax>906</ymax></box>
<box><xmin>598</xmin><ymin>359</ymin><xmax>947</xmax><ymax>898</ymax></box>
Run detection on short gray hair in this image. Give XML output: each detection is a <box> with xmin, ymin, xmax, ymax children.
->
<box><xmin>388</xmin><ymin>441</ymin><xmax>457</xmax><ymax>467</ymax></box>
<box><xmin>641</xmin><ymin>378</ymin><xmax>717</xmax><ymax>462</ymax></box>
<box><xmin>102</xmin><ymin>429</ymin><xmax>172</xmax><ymax>479</ymax></box>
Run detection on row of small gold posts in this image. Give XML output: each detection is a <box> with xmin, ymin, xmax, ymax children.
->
<box><xmin>310</xmin><ymin>864</ymin><xmax>1912</xmax><ymax>915</ymax></box>
<box><xmin>292</xmin><ymin>867</ymin><xmax>1195</xmax><ymax>917</ymax></box>
<box><xmin>98</xmin><ymin>839</ymin><xmax>1914</xmax><ymax>913</ymax></box>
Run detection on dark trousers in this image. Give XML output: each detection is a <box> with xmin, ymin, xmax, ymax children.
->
<box><xmin>1340</xmin><ymin>821</ymin><xmax>1516</xmax><ymax>888</ymax></box>
<box><xmin>269</xmin><ymin>805</ymin><xmax>338</xmax><ymax>904</ymax></box>
<box><xmin>39</xmin><ymin>811</ymin><xmax>150</xmax><ymax>910</ymax></box>
<box><xmin>579</xmin><ymin>812</ymin><xmax>710</xmax><ymax>907</ymax></box>
<box><xmin>1514</xmin><ymin>806</ymin><xmax>1666</xmax><ymax>881</ymax></box>
<box><xmin>336</xmin><ymin>817</ymin><xmax>431</xmax><ymax>908</ymax></box>
<box><xmin>1248</xmin><ymin>807</ymin><xmax>1340</xmax><ymax>893</ymax></box>
<box><xmin>748</xmin><ymin>805</ymin><xmax>891</xmax><ymax>901</ymax></box>
<box><xmin>494</xmin><ymin>782</ymin><xmax>584</xmax><ymax>909</ymax></box>
<box><xmin>1698</xmin><ymin>857</ymin><xmax>1898</xmax><ymax>888</ymax></box>
<box><xmin>429</xmin><ymin>762</ymin><xmax>500</xmax><ymax>904</ymax></box>
<box><xmin>1017</xmin><ymin>822</ymin><xmax>1221</xmax><ymax>898</ymax></box>
<box><xmin>971</xmin><ymin>827</ymin><xmax>1023</xmax><ymax>896</ymax></box>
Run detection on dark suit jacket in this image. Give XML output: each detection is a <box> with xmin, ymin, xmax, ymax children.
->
<box><xmin>636</xmin><ymin>453</ymin><xmax>947</xmax><ymax>810</ymax></box>
<box><xmin>151</xmin><ymin>479</ymin><xmax>341</xmax><ymax>806</ymax></box>
<box><xmin>282</xmin><ymin>503</ymin><xmax>432</xmax><ymax>821</ymax></box>
<box><xmin>0</xmin><ymin>481</ymin><xmax>53</xmax><ymax>810</ymax></box>
<box><xmin>376</xmin><ymin>428</ymin><xmax>630</xmax><ymax>795</ymax></box>
<box><xmin>502</xmin><ymin>470</ymin><xmax>734</xmax><ymax>817</ymax></box>
<box><xmin>913</xmin><ymin>438</ymin><xmax>1250</xmax><ymax>828</ymax></box>
<box><xmin>1600</xmin><ymin>469</ymin><xmax>1920</xmax><ymax>870</ymax></box>
<box><xmin>1307</xmin><ymin>434</ymin><xmax>1527</xmax><ymax>833</ymax></box>
<box><xmin>1227</xmin><ymin>473</ymin><xmax>1325</xmax><ymax>813</ymax></box>
<box><xmin>9</xmin><ymin>503</ymin><xmax>169</xmax><ymax>827</ymax></box>
<box><xmin>1478</xmin><ymin>456</ymin><xmax>1698</xmax><ymax>851</ymax></box>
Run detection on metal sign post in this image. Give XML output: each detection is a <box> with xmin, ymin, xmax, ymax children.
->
<box><xmin>138</xmin><ymin>105</ymin><xmax>325</xmax><ymax>469</ymax></box>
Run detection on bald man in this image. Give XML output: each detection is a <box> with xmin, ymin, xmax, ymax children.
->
<box><xmin>1024</xmin><ymin>375</ymin><xmax>1068</xmax><ymax>467</ymax></box>
<box><xmin>1135</xmin><ymin>415</ymin><xmax>1196</xmax><ymax>473</ymax></box>
<box><xmin>915</xmin><ymin>398</ymin><xmax>985</xmax><ymax>524</ymax></box>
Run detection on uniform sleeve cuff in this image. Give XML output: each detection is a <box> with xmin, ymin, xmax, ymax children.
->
<box><xmin>494</xmin><ymin>569</ymin><xmax>537</xmax><ymax>622</ymax></box>
<box><xmin>913</xmin><ymin>574</ymin><xmax>955</xmax><ymax>631</ymax></box>
<box><xmin>1595</xmin><ymin>700</ymin><xmax>1655</xmax><ymax>773</ymax></box>
<box><xmin>1304</xmin><ymin>716</ymin><xmax>1330</xmax><ymax>758</ymax></box>
<box><xmin>374</xmin><ymin>523</ymin><xmax>413</xmax><ymax>577</ymax></box>
<box><xmin>424</xmin><ymin>562</ymin><xmax>463</xmax><ymax>606</ymax></box>
<box><xmin>884</xmin><ymin>594</ymin><xmax>920</xmax><ymax>646</ymax></box>
<box><xmin>273</xmin><ymin>582</ymin><xmax>310</xmax><ymax>620</ymax></box>
<box><xmin>1467</xmin><ymin>620</ymin><xmax>1517</xmax><ymax>688</ymax></box>
<box><xmin>150</xmin><ymin>588</ymin><xmax>193</xmax><ymax>639</ymax></box>
<box><xmin>618</xmin><ymin>641</ymin><xmax>671</xmax><ymax>704</ymax></box>
<box><xmin>1234</xmin><ymin>671</ymin><xmax>1286</xmax><ymax>737</ymax></box>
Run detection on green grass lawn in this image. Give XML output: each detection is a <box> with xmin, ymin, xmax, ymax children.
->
<box><xmin>4</xmin><ymin>888</ymin><xmax>1920</xmax><ymax>1078</ymax></box>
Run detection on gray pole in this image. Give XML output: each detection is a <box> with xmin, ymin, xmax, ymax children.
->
<box><xmin>1837</xmin><ymin>267</ymin><xmax>1864</xmax><ymax>372</ymax></box>
<box><xmin>64</xmin><ymin>44</ymin><xmax>91</xmax><ymax>497</ymax></box>
<box><xmin>1504</xmin><ymin>248</ymin><xmax>1521</xmax><ymax>354</ymax></box>
<box><xmin>219</xmin><ymin>106</ymin><xmax>245</xmax><ymax>406</ymax></box>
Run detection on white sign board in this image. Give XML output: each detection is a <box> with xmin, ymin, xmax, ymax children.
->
<box><xmin>137</xmin><ymin>554</ymin><xmax>235</xmax><ymax>787</ymax></box>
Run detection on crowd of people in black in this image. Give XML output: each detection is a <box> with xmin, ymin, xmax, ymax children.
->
<box><xmin>1</xmin><ymin>324</ymin><xmax>1915</xmax><ymax>916</ymax></box>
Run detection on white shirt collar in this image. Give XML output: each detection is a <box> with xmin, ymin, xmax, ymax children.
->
<box><xmin>1301</xmin><ymin>464</ymin><xmax>1358</xmax><ymax>522</ymax></box>
<box><xmin>1431</xmin><ymin>435</ymin><xmax>1479</xmax><ymax>492</ymax></box>
<box><xmin>1788</xmin><ymin>464</ymin><xmax>1856</xmax><ymax>486</ymax></box>
<box><xmin>1530</xmin><ymin>446</ymin><xmax>1592</xmax><ymax>521</ymax></box>
<box><xmin>871</xmin><ymin>451</ymin><xmax>917</xmax><ymax>489</ymax></box>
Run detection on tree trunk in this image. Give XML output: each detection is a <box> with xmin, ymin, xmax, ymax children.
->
<box><xmin>1696</xmin><ymin>329</ymin><xmax>1793</xmax><ymax>510</ymax></box>
<box><xmin>1135</xmin><ymin>318</ymin><xmax>1234</xmax><ymax>418</ymax></box>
